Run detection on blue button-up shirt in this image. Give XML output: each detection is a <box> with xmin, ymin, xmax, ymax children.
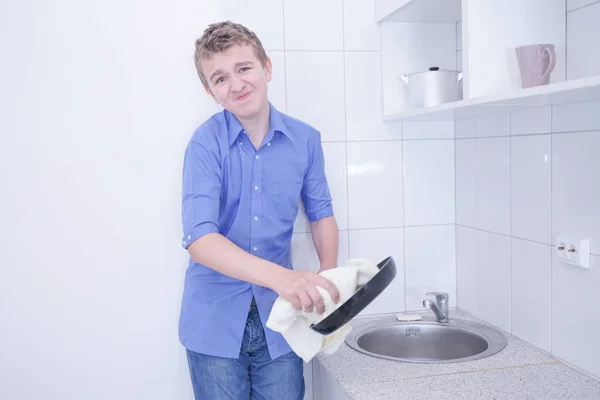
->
<box><xmin>179</xmin><ymin>103</ymin><xmax>334</xmax><ymax>359</ymax></box>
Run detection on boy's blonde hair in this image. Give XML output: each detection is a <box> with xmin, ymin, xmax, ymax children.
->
<box><xmin>194</xmin><ymin>21</ymin><xmax>268</xmax><ymax>88</ymax></box>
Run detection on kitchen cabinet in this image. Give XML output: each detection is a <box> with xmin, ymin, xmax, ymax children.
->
<box><xmin>303</xmin><ymin>361</ymin><xmax>313</xmax><ymax>400</ymax></box>
<box><xmin>312</xmin><ymin>358</ymin><xmax>350</xmax><ymax>400</ymax></box>
<box><xmin>375</xmin><ymin>0</ymin><xmax>600</xmax><ymax>122</ymax></box>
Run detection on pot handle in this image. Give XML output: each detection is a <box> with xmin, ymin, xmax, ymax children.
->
<box><xmin>457</xmin><ymin>72</ymin><xmax>463</xmax><ymax>82</ymax></box>
<box><xmin>399</xmin><ymin>74</ymin><xmax>409</xmax><ymax>85</ymax></box>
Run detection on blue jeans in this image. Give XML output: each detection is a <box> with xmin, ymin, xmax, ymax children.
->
<box><xmin>186</xmin><ymin>299</ymin><xmax>305</xmax><ymax>399</ymax></box>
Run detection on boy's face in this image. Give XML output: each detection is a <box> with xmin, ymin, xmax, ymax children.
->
<box><xmin>201</xmin><ymin>44</ymin><xmax>272</xmax><ymax>119</ymax></box>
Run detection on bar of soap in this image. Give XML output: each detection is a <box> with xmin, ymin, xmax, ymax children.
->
<box><xmin>395</xmin><ymin>313</ymin><xmax>422</xmax><ymax>321</ymax></box>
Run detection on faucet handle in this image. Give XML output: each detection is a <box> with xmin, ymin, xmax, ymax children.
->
<box><xmin>426</xmin><ymin>292</ymin><xmax>449</xmax><ymax>302</ymax></box>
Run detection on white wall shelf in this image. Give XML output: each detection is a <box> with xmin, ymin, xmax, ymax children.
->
<box><xmin>378</xmin><ymin>0</ymin><xmax>575</xmax><ymax>122</ymax></box>
<box><xmin>382</xmin><ymin>74</ymin><xmax>600</xmax><ymax>122</ymax></box>
<box><xmin>375</xmin><ymin>0</ymin><xmax>461</xmax><ymax>23</ymax></box>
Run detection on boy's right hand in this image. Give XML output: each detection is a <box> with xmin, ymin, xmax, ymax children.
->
<box><xmin>274</xmin><ymin>270</ymin><xmax>340</xmax><ymax>315</ymax></box>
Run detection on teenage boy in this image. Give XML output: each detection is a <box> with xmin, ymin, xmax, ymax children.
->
<box><xmin>179</xmin><ymin>21</ymin><xmax>341</xmax><ymax>399</ymax></box>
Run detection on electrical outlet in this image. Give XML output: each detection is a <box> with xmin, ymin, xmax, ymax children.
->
<box><xmin>555</xmin><ymin>236</ymin><xmax>591</xmax><ymax>270</ymax></box>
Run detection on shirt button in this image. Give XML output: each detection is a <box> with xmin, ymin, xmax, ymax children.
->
<box><xmin>254</xmin><ymin>216</ymin><xmax>258</xmax><ymax>221</ymax></box>
<box><xmin>253</xmin><ymin>246</ymin><xmax>257</xmax><ymax>252</ymax></box>
<box><xmin>254</xmin><ymin>185</ymin><xmax>259</xmax><ymax>191</ymax></box>
<box><xmin>267</xmin><ymin>142</ymin><xmax>271</xmax><ymax>146</ymax></box>
<box><xmin>255</xmin><ymin>155</ymin><xmax>259</xmax><ymax>159</ymax></box>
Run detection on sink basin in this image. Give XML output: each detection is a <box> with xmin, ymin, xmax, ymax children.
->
<box><xmin>345</xmin><ymin>317</ymin><xmax>507</xmax><ymax>363</ymax></box>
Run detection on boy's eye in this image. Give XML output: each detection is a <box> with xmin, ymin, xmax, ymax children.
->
<box><xmin>215</xmin><ymin>77</ymin><xmax>225</xmax><ymax>84</ymax></box>
<box><xmin>240</xmin><ymin>67</ymin><xmax>250</xmax><ymax>73</ymax></box>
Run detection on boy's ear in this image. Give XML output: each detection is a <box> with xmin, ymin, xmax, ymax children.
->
<box><xmin>264</xmin><ymin>57</ymin><xmax>273</xmax><ymax>83</ymax></box>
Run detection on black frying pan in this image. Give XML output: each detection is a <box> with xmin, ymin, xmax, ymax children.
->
<box><xmin>310</xmin><ymin>256</ymin><xmax>397</xmax><ymax>335</ymax></box>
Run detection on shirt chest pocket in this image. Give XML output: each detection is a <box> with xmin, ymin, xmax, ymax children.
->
<box><xmin>267</xmin><ymin>179</ymin><xmax>303</xmax><ymax>196</ymax></box>
<box><xmin>265</xmin><ymin>173</ymin><xmax>304</xmax><ymax>223</ymax></box>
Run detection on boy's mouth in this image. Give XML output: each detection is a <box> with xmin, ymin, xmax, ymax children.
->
<box><xmin>235</xmin><ymin>92</ymin><xmax>251</xmax><ymax>101</ymax></box>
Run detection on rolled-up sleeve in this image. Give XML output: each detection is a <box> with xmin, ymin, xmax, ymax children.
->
<box><xmin>181</xmin><ymin>129</ymin><xmax>221</xmax><ymax>249</ymax></box>
<box><xmin>301</xmin><ymin>132</ymin><xmax>334</xmax><ymax>222</ymax></box>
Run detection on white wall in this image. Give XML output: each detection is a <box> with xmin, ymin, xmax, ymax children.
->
<box><xmin>0</xmin><ymin>0</ymin><xmax>220</xmax><ymax>399</ymax></box>
<box><xmin>456</xmin><ymin>101</ymin><xmax>600</xmax><ymax>380</ymax></box>
<box><xmin>455</xmin><ymin>1</ymin><xmax>600</xmax><ymax>380</ymax></box>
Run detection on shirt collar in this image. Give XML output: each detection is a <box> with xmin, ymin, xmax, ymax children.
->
<box><xmin>226</xmin><ymin>102</ymin><xmax>293</xmax><ymax>146</ymax></box>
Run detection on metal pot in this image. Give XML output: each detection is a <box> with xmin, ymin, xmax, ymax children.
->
<box><xmin>399</xmin><ymin>66</ymin><xmax>463</xmax><ymax>109</ymax></box>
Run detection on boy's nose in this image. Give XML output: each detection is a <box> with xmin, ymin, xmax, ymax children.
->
<box><xmin>230</xmin><ymin>76</ymin><xmax>246</xmax><ymax>92</ymax></box>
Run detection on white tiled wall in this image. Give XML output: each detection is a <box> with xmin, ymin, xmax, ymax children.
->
<box><xmin>455</xmin><ymin>4</ymin><xmax>600</xmax><ymax>379</ymax></box>
<box><xmin>221</xmin><ymin>0</ymin><xmax>457</xmax><ymax>323</ymax></box>
<box><xmin>455</xmin><ymin>100</ymin><xmax>600</xmax><ymax>379</ymax></box>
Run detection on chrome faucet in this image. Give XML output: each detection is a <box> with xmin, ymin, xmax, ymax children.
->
<box><xmin>423</xmin><ymin>292</ymin><xmax>449</xmax><ymax>323</ymax></box>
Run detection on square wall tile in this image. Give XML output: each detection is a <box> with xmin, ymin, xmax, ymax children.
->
<box><xmin>286</xmin><ymin>52</ymin><xmax>346</xmax><ymax>142</ymax></box>
<box><xmin>510</xmin><ymin>106</ymin><xmax>551</xmax><ymax>135</ymax></box>
<box><xmin>268</xmin><ymin>51</ymin><xmax>287</xmax><ymax>112</ymax></box>
<box><xmin>402</xmin><ymin>120</ymin><xmax>454</xmax><ymax>140</ymax></box>
<box><xmin>477</xmin><ymin>137</ymin><xmax>511</xmax><ymax>236</ymax></box>
<box><xmin>295</xmin><ymin>143</ymin><xmax>349</xmax><ymax>233</ymax></box>
<box><xmin>343</xmin><ymin>0</ymin><xmax>380</xmax><ymax>51</ymax></box>
<box><xmin>405</xmin><ymin>225</ymin><xmax>456</xmax><ymax>311</ymax></box>
<box><xmin>323</xmin><ymin>143</ymin><xmax>349</xmax><ymax>231</ymax></box>
<box><xmin>552</xmin><ymin>131</ymin><xmax>600</xmax><ymax>255</ymax></box>
<box><xmin>567</xmin><ymin>3</ymin><xmax>600</xmax><ymax>80</ymax></box>
<box><xmin>347</xmin><ymin>141</ymin><xmax>403</xmax><ymax>229</ymax></box>
<box><xmin>284</xmin><ymin>0</ymin><xmax>343</xmax><ymax>50</ymax></box>
<box><xmin>511</xmin><ymin>238</ymin><xmax>552</xmax><ymax>353</ymax></box>
<box><xmin>403</xmin><ymin>140</ymin><xmax>455</xmax><ymax>226</ymax></box>
<box><xmin>221</xmin><ymin>0</ymin><xmax>284</xmax><ymax>50</ymax></box>
<box><xmin>455</xmin><ymin>117</ymin><xmax>477</xmax><ymax>138</ymax></box>
<box><xmin>291</xmin><ymin>230</ymin><xmax>349</xmax><ymax>272</ymax></box>
<box><xmin>349</xmin><ymin>228</ymin><xmax>405</xmax><ymax>315</ymax></box>
<box><xmin>345</xmin><ymin>52</ymin><xmax>401</xmax><ymax>141</ymax></box>
<box><xmin>552</xmin><ymin>255</ymin><xmax>600</xmax><ymax>378</ymax></box>
<box><xmin>456</xmin><ymin>226</ymin><xmax>478</xmax><ymax>315</ymax></box>
<box><xmin>456</xmin><ymin>139</ymin><xmax>477</xmax><ymax>227</ymax></box>
<box><xmin>552</xmin><ymin>100</ymin><xmax>600</xmax><ymax>132</ymax></box>
<box><xmin>477</xmin><ymin>231</ymin><xmax>511</xmax><ymax>332</ymax></box>
<box><xmin>477</xmin><ymin>110</ymin><xmax>510</xmax><ymax>137</ymax></box>
<box><xmin>511</xmin><ymin>134</ymin><xmax>551</xmax><ymax>244</ymax></box>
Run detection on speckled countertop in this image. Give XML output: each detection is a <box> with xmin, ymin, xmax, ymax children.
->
<box><xmin>316</xmin><ymin>310</ymin><xmax>600</xmax><ymax>400</ymax></box>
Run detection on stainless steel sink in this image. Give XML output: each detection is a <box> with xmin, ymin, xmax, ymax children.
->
<box><xmin>345</xmin><ymin>317</ymin><xmax>507</xmax><ymax>363</ymax></box>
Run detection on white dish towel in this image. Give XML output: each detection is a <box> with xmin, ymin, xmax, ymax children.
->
<box><xmin>266</xmin><ymin>259</ymin><xmax>379</xmax><ymax>363</ymax></box>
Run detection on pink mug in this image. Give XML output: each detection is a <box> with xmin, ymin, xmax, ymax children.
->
<box><xmin>515</xmin><ymin>44</ymin><xmax>556</xmax><ymax>88</ymax></box>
